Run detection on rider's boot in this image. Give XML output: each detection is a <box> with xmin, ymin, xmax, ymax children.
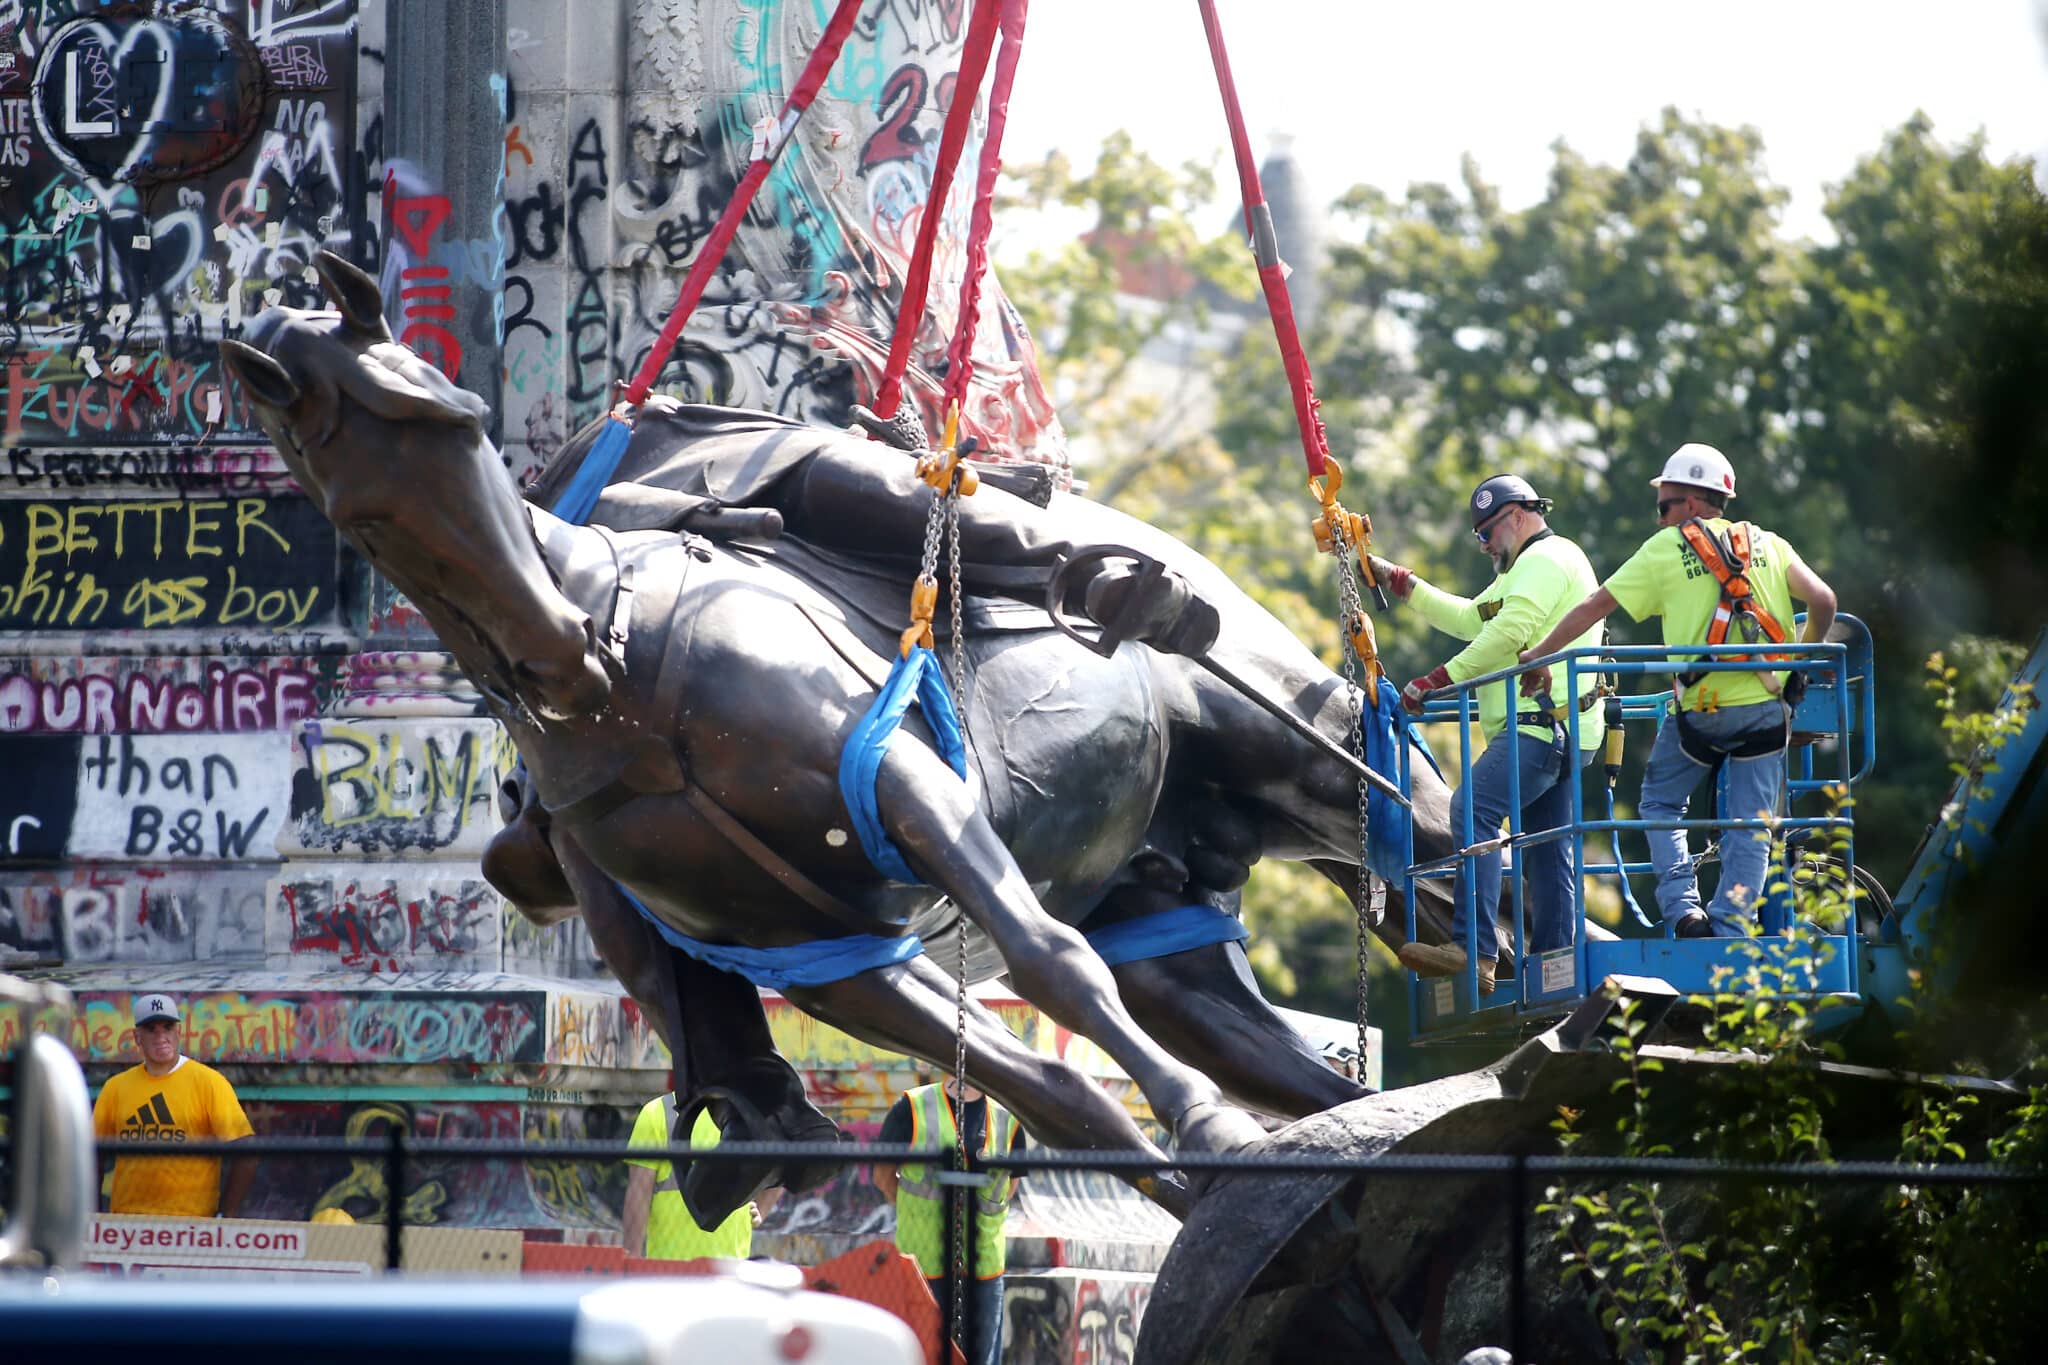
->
<box><xmin>1082</xmin><ymin>561</ymin><xmax>1223</xmax><ymax>658</ymax></box>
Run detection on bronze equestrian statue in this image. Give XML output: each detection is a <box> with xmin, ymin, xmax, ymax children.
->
<box><xmin>220</xmin><ymin>252</ymin><xmax>1461</xmax><ymax>1222</ymax></box>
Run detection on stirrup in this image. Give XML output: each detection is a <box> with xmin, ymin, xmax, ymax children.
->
<box><xmin>849</xmin><ymin>402</ymin><xmax>931</xmax><ymax>454</ymax></box>
<box><xmin>674</xmin><ymin>1085</ymin><xmax>775</xmax><ymax>1229</ymax></box>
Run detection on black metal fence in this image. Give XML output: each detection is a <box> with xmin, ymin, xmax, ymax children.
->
<box><xmin>26</xmin><ymin>1134</ymin><xmax>2044</xmax><ymax>1364</ymax></box>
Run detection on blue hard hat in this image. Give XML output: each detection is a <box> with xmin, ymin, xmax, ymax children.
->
<box><xmin>1469</xmin><ymin>474</ymin><xmax>1553</xmax><ymax>528</ymax></box>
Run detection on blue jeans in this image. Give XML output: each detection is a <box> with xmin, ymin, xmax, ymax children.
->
<box><xmin>929</xmin><ymin>1274</ymin><xmax>1004</xmax><ymax>1365</ymax></box>
<box><xmin>1453</xmin><ymin>729</ymin><xmax>1592</xmax><ymax>960</ymax></box>
<box><xmin>1639</xmin><ymin>700</ymin><xmax>1788</xmax><ymax>935</ymax></box>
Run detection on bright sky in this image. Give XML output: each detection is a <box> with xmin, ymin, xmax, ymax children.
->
<box><xmin>1001</xmin><ymin>1</ymin><xmax>2048</xmax><ymax>244</ymax></box>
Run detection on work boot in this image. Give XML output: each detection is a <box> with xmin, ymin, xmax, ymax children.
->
<box><xmin>1398</xmin><ymin>942</ymin><xmax>1497</xmax><ymax>994</ymax></box>
<box><xmin>1083</xmin><ymin>561</ymin><xmax>1222</xmax><ymax>658</ymax></box>
<box><xmin>1674</xmin><ymin>912</ymin><xmax>1714</xmax><ymax>939</ymax></box>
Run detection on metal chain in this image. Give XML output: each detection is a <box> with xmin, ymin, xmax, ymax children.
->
<box><xmin>939</xmin><ymin>472</ymin><xmax>974</xmax><ymax>1319</ymax></box>
<box><xmin>946</xmin><ymin>490</ymin><xmax>971</xmax><ymax>710</ymax></box>
<box><xmin>1332</xmin><ymin>529</ymin><xmax>1376</xmax><ymax>1076</ymax></box>
<box><xmin>917</xmin><ymin>475</ymin><xmax>949</xmax><ymax>585</ymax></box>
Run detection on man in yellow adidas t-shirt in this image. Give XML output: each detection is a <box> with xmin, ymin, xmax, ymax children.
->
<box><xmin>622</xmin><ymin>1093</ymin><xmax>779</xmax><ymax>1260</ymax></box>
<box><xmin>93</xmin><ymin>993</ymin><xmax>256</xmax><ymax>1217</ymax></box>
<box><xmin>1522</xmin><ymin>445</ymin><xmax>1837</xmax><ymax>937</ymax></box>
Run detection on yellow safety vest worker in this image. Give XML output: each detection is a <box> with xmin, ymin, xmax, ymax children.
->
<box><xmin>630</xmin><ymin>1094</ymin><xmax>754</xmax><ymax>1261</ymax></box>
<box><xmin>892</xmin><ymin>1085</ymin><xmax>1019</xmax><ymax>1279</ymax></box>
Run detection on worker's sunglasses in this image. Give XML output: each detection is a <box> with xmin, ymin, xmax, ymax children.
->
<box><xmin>1657</xmin><ymin>497</ymin><xmax>1691</xmax><ymax>519</ymax></box>
<box><xmin>1473</xmin><ymin>507</ymin><xmax>1518</xmax><ymax>545</ymax></box>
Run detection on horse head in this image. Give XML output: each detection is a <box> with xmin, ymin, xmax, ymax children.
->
<box><xmin>220</xmin><ymin>251</ymin><xmax>611</xmax><ymax>721</ymax></box>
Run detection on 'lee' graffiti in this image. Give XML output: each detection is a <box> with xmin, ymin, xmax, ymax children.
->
<box><xmin>0</xmin><ymin>496</ymin><xmax>337</xmax><ymax>629</ymax></box>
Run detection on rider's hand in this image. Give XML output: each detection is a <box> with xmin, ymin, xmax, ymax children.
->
<box><xmin>1369</xmin><ymin>555</ymin><xmax>1415</xmax><ymax>601</ymax></box>
<box><xmin>1519</xmin><ymin>660</ymin><xmax>1553</xmax><ymax>697</ymax></box>
<box><xmin>1400</xmin><ymin>665</ymin><xmax>1451</xmax><ymax>715</ymax></box>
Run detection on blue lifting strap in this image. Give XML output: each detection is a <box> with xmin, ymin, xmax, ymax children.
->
<box><xmin>1367</xmin><ymin>676</ymin><xmax>1438</xmax><ymax>875</ymax></box>
<box><xmin>838</xmin><ymin>645</ymin><xmax>969</xmax><ymax>884</ymax></box>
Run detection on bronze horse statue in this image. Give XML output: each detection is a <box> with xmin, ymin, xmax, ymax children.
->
<box><xmin>221</xmin><ymin>252</ymin><xmax>1461</xmax><ymax>1218</ymax></box>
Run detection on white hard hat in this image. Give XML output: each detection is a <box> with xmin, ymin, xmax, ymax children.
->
<box><xmin>1649</xmin><ymin>443</ymin><xmax>1737</xmax><ymax>499</ymax></box>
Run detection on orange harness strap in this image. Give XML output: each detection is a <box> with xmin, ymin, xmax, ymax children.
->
<box><xmin>1677</xmin><ymin>519</ymin><xmax>1794</xmax><ymax>698</ymax></box>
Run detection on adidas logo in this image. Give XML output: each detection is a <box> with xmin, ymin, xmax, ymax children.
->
<box><xmin>120</xmin><ymin>1092</ymin><xmax>187</xmax><ymax>1143</ymax></box>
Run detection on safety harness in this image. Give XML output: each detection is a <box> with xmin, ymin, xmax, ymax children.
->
<box><xmin>1670</xmin><ymin>519</ymin><xmax>1796</xmax><ymax>769</ymax></box>
<box><xmin>1674</xmin><ymin>518</ymin><xmax>1795</xmax><ymax>697</ymax></box>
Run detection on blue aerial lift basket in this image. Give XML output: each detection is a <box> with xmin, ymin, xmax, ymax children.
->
<box><xmin>1402</xmin><ymin>615</ymin><xmax>1876</xmax><ymax>1042</ymax></box>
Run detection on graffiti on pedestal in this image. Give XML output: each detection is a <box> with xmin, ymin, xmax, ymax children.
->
<box><xmin>522</xmin><ymin>1102</ymin><xmax>633</xmax><ymax>1229</ymax></box>
<box><xmin>499</xmin><ymin>1</ymin><xmax>1066</xmax><ymax>478</ymax></box>
<box><xmin>0</xmin><ymin>731</ymin><xmax>284</xmax><ymax>863</ymax></box>
<box><xmin>0</xmin><ymin>1</ymin><xmax>359</xmax><ymax>447</ymax></box>
<box><xmin>276</xmin><ymin>873</ymin><xmax>501</xmax><ymax>972</ymax></box>
<box><xmin>4</xmin><ymin>443</ymin><xmax>294</xmax><ymax>492</ymax></box>
<box><xmin>286</xmin><ymin>717</ymin><xmax>513</xmax><ymax>855</ymax></box>
<box><xmin>500</xmin><ymin>896</ymin><xmax>602</xmax><ymax>978</ymax></box>
<box><xmin>239</xmin><ymin>1097</ymin><xmax>636</xmax><ymax>1231</ymax></box>
<box><xmin>0</xmin><ymin>862</ymin><xmax>267</xmax><ymax>965</ymax></box>
<box><xmin>1005</xmin><ymin>1274</ymin><xmax>1149</xmax><ymax>1365</ymax></box>
<box><xmin>4</xmin><ymin>988</ymin><xmax>551</xmax><ymax>1066</ymax></box>
<box><xmin>544</xmin><ymin>989</ymin><xmax>665</xmax><ymax>1070</ymax></box>
<box><xmin>0</xmin><ymin>654</ymin><xmax>327</xmax><ymax>733</ymax></box>
<box><xmin>0</xmin><ymin>495</ymin><xmax>339</xmax><ymax>630</ymax></box>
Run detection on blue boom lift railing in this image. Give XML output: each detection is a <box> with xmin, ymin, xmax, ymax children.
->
<box><xmin>1399</xmin><ymin>615</ymin><xmax>1875</xmax><ymax>1041</ymax></box>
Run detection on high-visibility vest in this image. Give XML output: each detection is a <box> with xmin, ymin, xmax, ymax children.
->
<box><xmin>644</xmin><ymin>1094</ymin><xmax>753</xmax><ymax>1261</ymax></box>
<box><xmin>892</xmin><ymin>1085</ymin><xmax>1019</xmax><ymax>1279</ymax></box>
<box><xmin>1676</xmin><ymin>519</ymin><xmax>1794</xmax><ymax>695</ymax></box>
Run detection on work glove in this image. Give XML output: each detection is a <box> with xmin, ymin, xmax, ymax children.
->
<box><xmin>1368</xmin><ymin>555</ymin><xmax>1416</xmax><ymax>601</ymax></box>
<box><xmin>1401</xmin><ymin>665</ymin><xmax>1452</xmax><ymax>715</ymax></box>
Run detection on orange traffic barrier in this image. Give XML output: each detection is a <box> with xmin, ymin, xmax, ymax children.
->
<box><xmin>805</xmin><ymin>1239</ymin><xmax>963</xmax><ymax>1365</ymax></box>
<box><xmin>520</xmin><ymin>1241</ymin><xmax>625</xmax><ymax>1276</ymax></box>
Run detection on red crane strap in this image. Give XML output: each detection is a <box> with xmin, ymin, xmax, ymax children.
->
<box><xmin>1196</xmin><ymin>0</ymin><xmax>1328</xmax><ymax>480</ymax></box>
<box><xmin>940</xmin><ymin>0</ymin><xmax>1030</xmax><ymax>415</ymax></box>
<box><xmin>872</xmin><ymin>0</ymin><xmax>1005</xmax><ymax>420</ymax></box>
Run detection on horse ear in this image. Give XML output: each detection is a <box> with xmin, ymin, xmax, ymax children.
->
<box><xmin>313</xmin><ymin>250</ymin><xmax>393</xmax><ymax>340</ymax></box>
<box><xmin>219</xmin><ymin>339</ymin><xmax>302</xmax><ymax>409</ymax></box>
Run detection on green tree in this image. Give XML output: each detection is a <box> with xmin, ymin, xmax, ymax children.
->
<box><xmin>1304</xmin><ymin>109</ymin><xmax>2048</xmax><ymax>893</ymax></box>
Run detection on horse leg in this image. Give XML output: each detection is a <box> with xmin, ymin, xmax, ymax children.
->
<box><xmin>1112</xmin><ymin>941</ymin><xmax>1370</xmax><ymax>1117</ymax></box>
<box><xmin>874</xmin><ymin>742</ymin><xmax>1264</xmax><ymax>1155</ymax></box>
<box><xmin>548</xmin><ymin>825</ymin><xmax>834</xmax><ymax>1211</ymax></box>
<box><xmin>783</xmin><ymin>954</ymin><xmax>1193</xmax><ymax>1216</ymax></box>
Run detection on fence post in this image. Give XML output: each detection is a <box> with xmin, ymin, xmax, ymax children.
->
<box><xmin>939</xmin><ymin>1141</ymin><xmax>960</xmax><ymax>1364</ymax></box>
<box><xmin>1509</xmin><ymin>1152</ymin><xmax>1527</xmax><ymax>1364</ymax></box>
<box><xmin>385</xmin><ymin>1123</ymin><xmax>404</xmax><ymax>1274</ymax></box>
<box><xmin>962</xmin><ymin>1145</ymin><xmax>979</xmax><ymax>1363</ymax></box>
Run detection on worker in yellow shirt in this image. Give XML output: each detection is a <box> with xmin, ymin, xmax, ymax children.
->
<box><xmin>1522</xmin><ymin>445</ymin><xmax>1837</xmax><ymax>937</ymax></box>
<box><xmin>872</xmin><ymin>1076</ymin><xmax>1024</xmax><ymax>1365</ymax></box>
<box><xmin>623</xmin><ymin>1093</ymin><xmax>780</xmax><ymax>1260</ymax></box>
<box><xmin>1372</xmin><ymin>475</ymin><xmax>1607</xmax><ymax>993</ymax></box>
<box><xmin>92</xmin><ymin>993</ymin><xmax>256</xmax><ymax>1217</ymax></box>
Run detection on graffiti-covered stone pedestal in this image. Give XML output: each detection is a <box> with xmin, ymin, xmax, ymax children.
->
<box><xmin>2</xmin><ymin>651</ymin><xmax>669</xmax><ymax>1238</ymax></box>
<box><xmin>247</xmin><ymin>651</ymin><xmax>665</xmax><ymax>1232</ymax></box>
